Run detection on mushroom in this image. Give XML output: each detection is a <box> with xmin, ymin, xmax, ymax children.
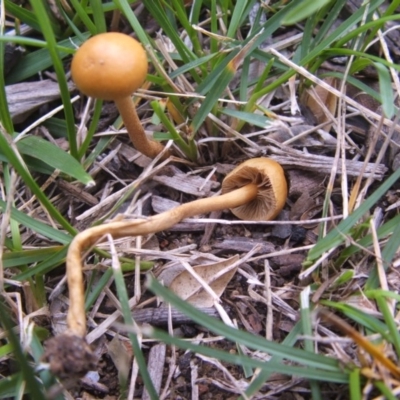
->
<box><xmin>44</xmin><ymin>158</ymin><xmax>286</xmax><ymax>375</ymax></box>
<box><xmin>221</xmin><ymin>158</ymin><xmax>287</xmax><ymax>220</ymax></box>
<box><xmin>71</xmin><ymin>32</ymin><xmax>168</xmax><ymax>159</ymax></box>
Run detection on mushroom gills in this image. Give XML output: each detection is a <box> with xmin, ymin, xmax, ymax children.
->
<box><xmin>222</xmin><ymin>158</ymin><xmax>287</xmax><ymax>221</ymax></box>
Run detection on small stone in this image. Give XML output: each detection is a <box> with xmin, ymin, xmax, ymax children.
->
<box><xmin>271</xmin><ymin>210</ymin><xmax>292</xmax><ymax>239</ymax></box>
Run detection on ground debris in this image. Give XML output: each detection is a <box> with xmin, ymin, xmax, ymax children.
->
<box><xmin>214</xmin><ymin>237</ymin><xmax>274</xmax><ymax>254</ymax></box>
<box><xmin>6</xmin><ymin>79</ymin><xmax>74</xmax><ymax>123</ymax></box>
<box><xmin>153</xmin><ymin>164</ymin><xmax>220</xmax><ymax>197</ymax></box>
<box><xmin>43</xmin><ymin>333</ymin><xmax>97</xmax><ymax>381</ymax></box>
<box><xmin>269</xmin><ymin>146</ymin><xmax>387</xmax><ymax>179</ymax></box>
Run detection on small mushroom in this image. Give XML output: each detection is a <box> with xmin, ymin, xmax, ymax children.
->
<box><xmin>71</xmin><ymin>32</ymin><xmax>168</xmax><ymax>159</ymax></box>
<box><xmin>46</xmin><ymin>158</ymin><xmax>286</xmax><ymax>376</ymax></box>
<box><xmin>222</xmin><ymin>158</ymin><xmax>287</xmax><ymax>220</ymax></box>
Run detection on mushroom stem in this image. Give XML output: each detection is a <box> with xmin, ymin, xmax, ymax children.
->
<box><xmin>66</xmin><ymin>183</ymin><xmax>258</xmax><ymax>337</ymax></box>
<box><xmin>115</xmin><ymin>97</ymin><xmax>169</xmax><ymax>159</ymax></box>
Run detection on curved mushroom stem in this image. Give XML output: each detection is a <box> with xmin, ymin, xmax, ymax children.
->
<box><xmin>66</xmin><ymin>183</ymin><xmax>258</xmax><ymax>337</ymax></box>
<box><xmin>115</xmin><ymin>97</ymin><xmax>170</xmax><ymax>160</ymax></box>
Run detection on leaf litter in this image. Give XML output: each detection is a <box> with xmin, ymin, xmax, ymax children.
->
<box><xmin>3</xmin><ymin>1</ymin><xmax>400</xmax><ymax>399</ymax></box>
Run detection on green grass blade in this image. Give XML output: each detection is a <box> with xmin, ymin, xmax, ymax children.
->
<box><xmin>190</xmin><ymin>57</ymin><xmax>235</xmax><ymax>132</ymax></box>
<box><xmin>322</xmin><ymin>72</ymin><xmax>382</xmax><ymax>103</ymax></box>
<box><xmin>5</xmin><ymin>0</ymin><xmax>41</xmax><ymax>31</ymax></box>
<box><xmin>0</xmin><ymin>35</ymin><xmax>51</xmax><ymax>48</ymax></box>
<box><xmin>0</xmin><ymin>32</ymin><xmax>13</xmax><ymax>134</ymax></box>
<box><xmin>226</xmin><ymin>0</ymin><xmax>252</xmax><ymax>38</ymax></box>
<box><xmin>0</xmin><ymin>199</ymin><xmax>71</xmax><ymax>244</ymax></box>
<box><xmin>335</xmin><ymin>13</ymin><xmax>400</xmax><ymax>50</ymax></box>
<box><xmin>29</xmin><ymin>0</ymin><xmax>78</xmax><ymax>158</ymax></box>
<box><xmin>141</xmin><ymin>0</ymin><xmax>195</xmax><ymax>62</ymax></box>
<box><xmin>89</xmin><ymin>0</ymin><xmax>107</xmax><ymax>32</ymax></box>
<box><xmin>307</xmin><ymin>167</ymin><xmax>400</xmax><ymax>263</ymax></box>
<box><xmin>300</xmin><ymin>7</ymin><xmax>317</xmax><ymax>60</ymax></box>
<box><xmin>221</xmin><ymin>108</ymin><xmax>271</xmax><ymax>128</ymax></box>
<box><xmin>349</xmin><ymin>369</ymin><xmax>362</xmax><ymax>400</ymax></box>
<box><xmin>0</xmin><ymin>374</ymin><xmax>21</xmax><ymax>399</ymax></box>
<box><xmin>375</xmin><ymin>296</ymin><xmax>400</xmax><ymax>358</ymax></box>
<box><xmin>17</xmin><ymin>136</ymin><xmax>94</xmax><ymax>185</ymax></box>
<box><xmin>0</xmin><ymin>299</ymin><xmax>46</xmax><ymax>399</ymax></box>
<box><xmin>336</xmin><ymin>213</ymin><xmax>400</xmax><ymax>264</ymax></box>
<box><xmin>282</xmin><ymin>0</ymin><xmax>333</xmax><ymax>25</ymax></box>
<box><xmin>300</xmin><ymin>287</ymin><xmax>322</xmax><ymax>399</ymax></box>
<box><xmin>169</xmin><ymin>53</ymin><xmax>217</xmax><ymax>79</ymax></box>
<box><xmin>244</xmin><ymin>0</ymin><xmax>308</xmax><ymax>51</ymax></box>
<box><xmin>367</xmin><ymin>289</ymin><xmax>400</xmax><ymax>302</ymax></box>
<box><xmin>2</xmin><ymin>247</ymin><xmax>64</xmax><ymax>268</ymax></box>
<box><xmin>114</xmin><ymin>0</ymin><xmax>154</xmax><ymax>47</ymax></box>
<box><xmin>110</xmin><ymin>242</ymin><xmax>158</xmax><ymax>399</ymax></box>
<box><xmin>170</xmin><ymin>0</ymin><xmax>202</xmax><ymax>54</ymax></box>
<box><xmin>150</xmin><ymin>100</ymin><xmax>195</xmax><ymax>159</ymax></box>
<box><xmin>85</xmin><ymin>268</ymin><xmax>113</xmax><ymax>310</ymax></box>
<box><xmin>374</xmin><ymin>381</ymin><xmax>398</xmax><ymax>400</ymax></box>
<box><xmin>321</xmin><ymin>301</ymin><xmax>392</xmax><ymax>343</ymax></box>
<box><xmin>13</xmin><ymin>247</ymin><xmax>68</xmax><ymax>282</ymax></box>
<box><xmin>324</xmin><ymin>48</ymin><xmax>400</xmax><ymax>73</ymax></box>
<box><xmin>147</xmin><ymin>276</ymin><xmax>341</xmax><ymax>370</ymax></box>
<box><xmin>209</xmin><ymin>0</ymin><xmax>218</xmax><ymax>55</ymax></box>
<box><xmin>68</xmin><ymin>0</ymin><xmax>97</xmax><ymax>34</ymax></box>
<box><xmin>194</xmin><ymin>50</ymin><xmax>236</xmax><ymax>95</ymax></box>
<box><xmin>5</xmin><ymin>35</ymin><xmax>82</xmax><ymax>84</ymax></box>
<box><xmin>144</xmin><ymin>325</ymin><xmax>348</xmax><ymax>383</ymax></box>
<box><xmin>242</xmin><ymin>321</ymin><xmax>303</xmax><ymax>398</ymax></box>
<box><xmin>373</xmin><ymin>62</ymin><xmax>395</xmax><ymax>118</ymax></box>
<box><xmin>312</xmin><ymin>0</ymin><xmax>347</xmax><ymax>47</ymax></box>
<box><xmin>82</xmin><ymin>135</ymin><xmax>115</xmax><ymax>170</ymax></box>
<box><xmin>0</xmin><ymin>132</ymin><xmax>75</xmax><ymax>234</ymax></box>
<box><xmin>7</xmin><ymin>1</ymin><xmax>61</xmax><ymax>37</ymax></box>
<box><xmin>190</xmin><ymin>31</ymin><xmax>263</xmax><ymax>133</ymax></box>
<box><xmin>249</xmin><ymin>0</ymin><xmax>385</xmax><ymax>104</ymax></box>
<box><xmin>0</xmin><ymin>341</ymin><xmax>14</xmax><ymax>359</ymax></box>
<box><xmin>363</xmin><ymin>0</ymin><xmax>400</xmax><ymax>49</ymax></box>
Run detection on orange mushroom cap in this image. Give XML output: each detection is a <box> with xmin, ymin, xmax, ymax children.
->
<box><xmin>71</xmin><ymin>32</ymin><xmax>148</xmax><ymax>100</ymax></box>
<box><xmin>221</xmin><ymin>158</ymin><xmax>287</xmax><ymax>221</ymax></box>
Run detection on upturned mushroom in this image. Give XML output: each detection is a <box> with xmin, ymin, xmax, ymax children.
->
<box><xmin>44</xmin><ymin>158</ymin><xmax>287</xmax><ymax>376</ymax></box>
<box><xmin>71</xmin><ymin>32</ymin><xmax>168</xmax><ymax>159</ymax></box>
<box><xmin>221</xmin><ymin>158</ymin><xmax>287</xmax><ymax>220</ymax></box>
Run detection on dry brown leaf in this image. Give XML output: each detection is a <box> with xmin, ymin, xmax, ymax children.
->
<box><xmin>289</xmin><ymin>191</ymin><xmax>315</xmax><ymax>221</ymax></box>
<box><xmin>22</xmin><ymin>283</ymin><xmax>40</xmax><ymax>314</ymax></box>
<box><xmin>302</xmin><ymin>77</ymin><xmax>338</xmax><ymax>131</ymax></box>
<box><xmin>49</xmin><ymin>295</ymin><xmax>68</xmax><ymax>335</ymax></box>
<box><xmin>167</xmin><ymin>255</ymin><xmax>239</xmax><ymax>307</ymax></box>
<box><xmin>107</xmin><ymin>335</ymin><xmax>133</xmax><ymax>384</ymax></box>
